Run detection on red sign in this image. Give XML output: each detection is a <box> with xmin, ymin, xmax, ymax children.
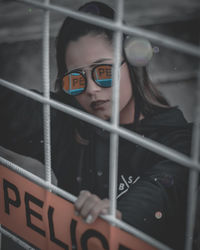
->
<box><xmin>0</xmin><ymin>164</ymin><xmax>157</xmax><ymax>250</ymax></box>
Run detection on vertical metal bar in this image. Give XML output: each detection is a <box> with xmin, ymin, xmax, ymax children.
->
<box><xmin>0</xmin><ymin>225</ymin><xmax>1</xmax><ymax>250</ymax></box>
<box><xmin>42</xmin><ymin>0</ymin><xmax>52</xmax><ymax>183</ymax></box>
<box><xmin>109</xmin><ymin>0</ymin><xmax>124</xmax><ymax>217</ymax></box>
<box><xmin>185</xmin><ymin>41</ymin><xmax>200</xmax><ymax>250</ymax></box>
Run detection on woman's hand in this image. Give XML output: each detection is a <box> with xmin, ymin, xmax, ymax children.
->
<box><xmin>74</xmin><ymin>190</ymin><xmax>122</xmax><ymax>224</ymax></box>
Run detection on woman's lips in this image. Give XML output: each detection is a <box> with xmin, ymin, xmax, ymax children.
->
<box><xmin>91</xmin><ymin>100</ymin><xmax>109</xmax><ymax>110</ymax></box>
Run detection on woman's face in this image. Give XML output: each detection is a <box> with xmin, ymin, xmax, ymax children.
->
<box><xmin>65</xmin><ymin>33</ymin><xmax>135</xmax><ymax>124</ymax></box>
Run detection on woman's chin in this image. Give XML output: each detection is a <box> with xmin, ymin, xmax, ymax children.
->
<box><xmin>93</xmin><ymin>110</ymin><xmax>110</xmax><ymax>121</ymax></box>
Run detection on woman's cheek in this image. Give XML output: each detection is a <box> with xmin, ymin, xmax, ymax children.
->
<box><xmin>75</xmin><ymin>96</ymin><xmax>88</xmax><ymax>111</ymax></box>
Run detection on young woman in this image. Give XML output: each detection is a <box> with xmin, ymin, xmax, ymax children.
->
<box><xmin>0</xmin><ymin>1</ymin><xmax>192</xmax><ymax>249</ymax></box>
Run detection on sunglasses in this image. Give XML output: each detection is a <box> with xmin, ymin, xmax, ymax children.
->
<box><xmin>62</xmin><ymin>60</ymin><xmax>125</xmax><ymax>96</ymax></box>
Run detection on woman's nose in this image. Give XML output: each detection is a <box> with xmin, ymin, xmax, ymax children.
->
<box><xmin>85</xmin><ymin>73</ymin><xmax>101</xmax><ymax>95</ymax></box>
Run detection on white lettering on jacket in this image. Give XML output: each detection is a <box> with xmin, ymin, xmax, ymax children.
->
<box><xmin>117</xmin><ymin>175</ymin><xmax>140</xmax><ymax>199</ymax></box>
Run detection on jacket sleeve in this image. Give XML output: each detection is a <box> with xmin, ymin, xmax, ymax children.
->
<box><xmin>117</xmin><ymin>127</ymin><xmax>191</xmax><ymax>248</ymax></box>
<box><xmin>0</xmin><ymin>85</ymin><xmax>44</xmax><ymax>163</ymax></box>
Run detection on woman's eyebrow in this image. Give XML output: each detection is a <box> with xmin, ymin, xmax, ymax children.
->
<box><xmin>93</xmin><ymin>58</ymin><xmax>112</xmax><ymax>64</ymax></box>
<box><xmin>69</xmin><ymin>58</ymin><xmax>112</xmax><ymax>72</ymax></box>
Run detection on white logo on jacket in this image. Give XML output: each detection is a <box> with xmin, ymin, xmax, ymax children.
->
<box><xmin>117</xmin><ymin>175</ymin><xmax>140</xmax><ymax>199</ymax></box>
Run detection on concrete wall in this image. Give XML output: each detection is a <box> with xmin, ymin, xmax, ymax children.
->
<box><xmin>147</xmin><ymin>19</ymin><xmax>199</xmax><ymax>122</ymax></box>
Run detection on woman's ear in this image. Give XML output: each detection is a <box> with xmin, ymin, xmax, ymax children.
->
<box><xmin>124</xmin><ymin>36</ymin><xmax>153</xmax><ymax>67</ymax></box>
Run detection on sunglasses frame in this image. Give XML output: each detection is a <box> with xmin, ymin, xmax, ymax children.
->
<box><xmin>62</xmin><ymin>60</ymin><xmax>125</xmax><ymax>96</ymax></box>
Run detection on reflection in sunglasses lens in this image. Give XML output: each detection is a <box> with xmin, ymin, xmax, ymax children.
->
<box><xmin>63</xmin><ymin>73</ymin><xmax>86</xmax><ymax>96</ymax></box>
<box><xmin>93</xmin><ymin>65</ymin><xmax>112</xmax><ymax>87</ymax></box>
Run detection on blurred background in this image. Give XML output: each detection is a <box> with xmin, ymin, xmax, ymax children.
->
<box><xmin>1</xmin><ymin>0</ymin><xmax>200</xmax><ymax>122</ymax></box>
<box><xmin>0</xmin><ymin>0</ymin><xmax>200</xmax><ymax>121</ymax></box>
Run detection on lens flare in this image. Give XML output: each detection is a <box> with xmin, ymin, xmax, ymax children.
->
<box><xmin>125</xmin><ymin>38</ymin><xmax>153</xmax><ymax>67</ymax></box>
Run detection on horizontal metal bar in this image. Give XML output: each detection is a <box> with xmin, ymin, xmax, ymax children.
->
<box><xmin>0</xmin><ymin>155</ymin><xmax>76</xmax><ymax>202</ymax></box>
<box><xmin>16</xmin><ymin>0</ymin><xmax>200</xmax><ymax>58</ymax></box>
<box><xmin>1</xmin><ymin>15</ymin><xmax>199</xmax><ymax>44</ymax></box>
<box><xmin>0</xmin><ymin>156</ymin><xmax>172</xmax><ymax>250</ymax></box>
<box><xmin>0</xmin><ymin>225</ymin><xmax>35</xmax><ymax>250</ymax></box>
<box><xmin>0</xmin><ymin>78</ymin><xmax>199</xmax><ymax>172</ymax></box>
<box><xmin>106</xmin><ymin>216</ymin><xmax>172</xmax><ymax>250</ymax></box>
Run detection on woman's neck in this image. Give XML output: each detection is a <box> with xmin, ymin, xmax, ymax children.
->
<box><xmin>119</xmin><ymin>97</ymin><xmax>144</xmax><ymax>125</ymax></box>
<box><xmin>120</xmin><ymin>97</ymin><xmax>135</xmax><ymax>125</ymax></box>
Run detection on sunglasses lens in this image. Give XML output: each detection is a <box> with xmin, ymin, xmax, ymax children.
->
<box><xmin>62</xmin><ymin>72</ymin><xmax>86</xmax><ymax>96</ymax></box>
<box><xmin>93</xmin><ymin>65</ymin><xmax>112</xmax><ymax>87</ymax></box>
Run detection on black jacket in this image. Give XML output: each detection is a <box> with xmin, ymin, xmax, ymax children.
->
<box><xmin>0</xmin><ymin>85</ymin><xmax>192</xmax><ymax>249</ymax></box>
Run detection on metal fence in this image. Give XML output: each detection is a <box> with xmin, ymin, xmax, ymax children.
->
<box><xmin>0</xmin><ymin>0</ymin><xmax>200</xmax><ymax>249</ymax></box>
